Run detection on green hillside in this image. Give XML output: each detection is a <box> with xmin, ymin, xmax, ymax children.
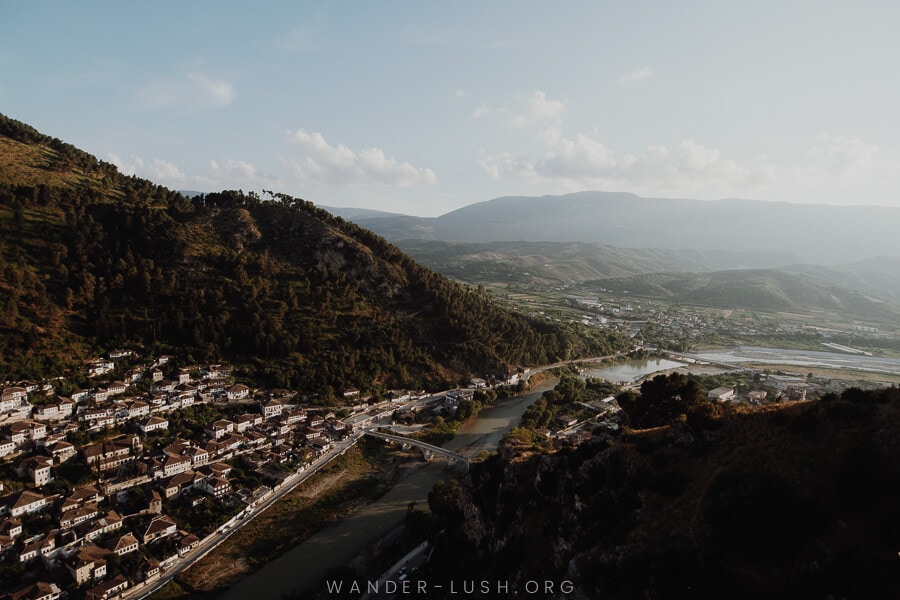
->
<box><xmin>580</xmin><ymin>269</ymin><xmax>897</xmax><ymax>318</ymax></box>
<box><xmin>0</xmin><ymin>114</ymin><xmax>628</xmax><ymax>391</ymax></box>
<box><xmin>393</xmin><ymin>240</ymin><xmax>685</xmax><ymax>286</ymax></box>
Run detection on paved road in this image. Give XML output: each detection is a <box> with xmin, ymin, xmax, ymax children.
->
<box><xmin>126</xmin><ymin>354</ymin><xmax>630</xmax><ymax>599</ymax></box>
<box><xmin>128</xmin><ymin>396</ymin><xmax>427</xmax><ymax>599</ymax></box>
<box><xmin>127</xmin><ymin>432</ymin><xmax>364</xmax><ymax>600</ymax></box>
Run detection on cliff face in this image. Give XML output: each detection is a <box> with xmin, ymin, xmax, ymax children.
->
<box><xmin>424</xmin><ymin>391</ymin><xmax>900</xmax><ymax>600</ymax></box>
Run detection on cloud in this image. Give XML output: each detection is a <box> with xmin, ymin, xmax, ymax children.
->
<box><xmin>525</xmin><ymin>91</ymin><xmax>565</xmax><ymax>121</ymax></box>
<box><xmin>478</xmin><ymin>126</ymin><xmax>900</xmax><ymax>204</ymax></box>
<box><xmin>471</xmin><ymin>90</ymin><xmax>565</xmax><ymax>127</ymax></box>
<box><xmin>106</xmin><ymin>153</ymin><xmax>133</xmax><ymax>175</ymax></box>
<box><xmin>618</xmin><ymin>66</ymin><xmax>654</xmax><ymax>84</ymax></box>
<box><xmin>135</xmin><ymin>72</ymin><xmax>234</xmax><ymax>111</ymax></box>
<box><xmin>471</xmin><ymin>105</ymin><xmax>494</xmax><ymax>119</ymax></box>
<box><xmin>145</xmin><ymin>158</ymin><xmax>188</xmax><ymax>182</ymax></box>
<box><xmin>479</xmin><ymin>128</ymin><xmax>775</xmax><ymax>197</ymax></box>
<box><xmin>107</xmin><ymin>129</ymin><xmax>436</xmax><ymax>194</ymax></box>
<box><xmin>109</xmin><ymin>153</ymin><xmax>273</xmax><ymax>191</ymax></box>
<box><xmin>795</xmin><ymin>133</ymin><xmax>883</xmax><ymax>184</ymax></box>
<box><xmin>281</xmin><ymin>130</ymin><xmax>437</xmax><ymax>187</ymax></box>
<box><xmin>209</xmin><ymin>159</ymin><xmax>271</xmax><ymax>182</ymax></box>
<box><xmin>771</xmin><ymin>132</ymin><xmax>900</xmax><ymax>204</ymax></box>
<box><xmin>108</xmin><ymin>153</ymin><xmax>188</xmax><ymax>183</ymax></box>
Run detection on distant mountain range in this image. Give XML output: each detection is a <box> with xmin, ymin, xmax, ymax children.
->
<box><xmin>326</xmin><ymin>191</ymin><xmax>900</xmax><ymax>266</ymax></box>
<box><xmin>392</xmin><ymin>239</ymin><xmax>820</xmax><ymax>283</ymax></box>
<box><xmin>326</xmin><ymin>193</ymin><xmax>900</xmax><ymax>314</ymax></box>
<box><xmin>389</xmin><ymin>239</ymin><xmax>900</xmax><ymax>318</ymax></box>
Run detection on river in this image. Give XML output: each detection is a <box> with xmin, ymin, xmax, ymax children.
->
<box><xmin>217</xmin><ymin>379</ymin><xmax>559</xmax><ymax>600</ymax></box>
<box><xmin>690</xmin><ymin>346</ymin><xmax>900</xmax><ymax>375</ymax></box>
<box><xmin>581</xmin><ymin>357</ymin><xmax>687</xmax><ymax>383</ymax></box>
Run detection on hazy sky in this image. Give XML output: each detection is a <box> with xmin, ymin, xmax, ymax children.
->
<box><xmin>3</xmin><ymin>1</ymin><xmax>899</xmax><ymax>216</ymax></box>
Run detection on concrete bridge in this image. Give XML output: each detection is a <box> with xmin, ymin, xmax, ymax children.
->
<box><xmin>363</xmin><ymin>429</ymin><xmax>470</xmax><ymax>466</ymax></box>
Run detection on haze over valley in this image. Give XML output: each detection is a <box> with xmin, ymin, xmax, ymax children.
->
<box><xmin>328</xmin><ymin>191</ymin><xmax>900</xmax><ymax>265</ymax></box>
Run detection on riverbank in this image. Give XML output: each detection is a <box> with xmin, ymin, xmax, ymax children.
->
<box><xmin>739</xmin><ymin>362</ymin><xmax>900</xmax><ymax>385</ymax></box>
<box><xmin>214</xmin><ymin>379</ymin><xmax>559</xmax><ymax>600</ymax></box>
<box><xmin>149</xmin><ymin>439</ymin><xmax>422</xmax><ymax>599</ymax></box>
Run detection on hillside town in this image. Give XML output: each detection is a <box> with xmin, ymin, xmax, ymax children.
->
<box><xmin>0</xmin><ymin>350</ymin><xmax>385</xmax><ymax>600</ymax></box>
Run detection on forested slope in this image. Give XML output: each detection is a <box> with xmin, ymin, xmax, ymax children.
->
<box><xmin>423</xmin><ymin>386</ymin><xmax>900</xmax><ymax>599</ymax></box>
<box><xmin>0</xmin><ymin>113</ymin><xmax>628</xmax><ymax>392</ymax></box>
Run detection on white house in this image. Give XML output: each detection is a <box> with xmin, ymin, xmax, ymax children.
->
<box><xmin>260</xmin><ymin>399</ymin><xmax>282</xmax><ymax>419</ymax></box>
<box><xmin>142</xmin><ymin>515</ymin><xmax>177</xmax><ymax>543</ymax></box>
<box><xmin>4</xmin><ymin>581</ymin><xmax>61</xmax><ymax>600</ymax></box>
<box><xmin>206</xmin><ymin>419</ymin><xmax>235</xmax><ymax>440</ymax></box>
<box><xmin>106</xmin><ymin>533</ymin><xmax>140</xmax><ymax>556</ymax></box>
<box><xmin>227</xmin><ymin>384</ymin><xmax>250</xmax><ymax>401</ymax></box>
<box><xmin>0</xmin><ymin>490</ymin><xmax>53</xmax><ymax>517</ymax></box>
<box><xmin>0</xmin><ymin>439</ymin><xmax>17</xmax><ymax>458</ymax></box>
<box><xmin>86</xmin><ymin>360</ymin><xmax>115</xmax><ymax>378</ymax></box>
<box><xmin>162</xmin><ymin>455</ymin><xmax>192</xmax><ymax>478</ymax></box>
<box><xmin>15</xmin><ymin>455</ymin><xmax>53</xmax><ymax>487</ymax></box>
<box><xmin>707</xmin><ymin>386</ymin><xmax>736</xmax><ymax>403</ymax></box>
<box><xmin>138</xmin><ymin>416</ymin><xmax>169</xmax><ymax>435</ymax></box>
<box><xmin>196</xmin><ymin>476</ymin><xmax>230</xmax><ymax>499</ymax></box>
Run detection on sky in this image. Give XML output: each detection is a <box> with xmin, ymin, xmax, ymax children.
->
<box><xmin>2</xmin><ymin>1</ymin><xmax>899</xmax><ymax>217</ymax></box>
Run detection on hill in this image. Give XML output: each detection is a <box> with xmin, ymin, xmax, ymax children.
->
<box><xmin>577</xmin><ymin>268</ymin><xmax>897</xmax><ymax>319</ymax></box>
<box><xmin>386</xmin><ymin>237</ymin><xmax>900</xmax><ymax>319</ymax></box>
<box><xmin>784</xmin><ymin>256</ymin><xmax>900</xmax><ymax>305</ymax></box>
<box><xmin>421</xmin><ymin>387</ymin><xmax>900</xmax><ymax>599</ymax></box>
<box><xmin>392</xmin><ymin>239</ymin><xmax>825</xmax><ymax>286</ymax></box>
<box><xmin>0</xmin><ymin>113</ymin><xmax>628</xmax><ymax>391</ymax></box>
<box><xmin>390</xmin><ymin>240</ymin><xmax>686</xmax><ymax>287</ymax></box>
<box><xmin>334</xmin><ymin>191</ymin><xmax>900</xmax><ymax>267</ymax></box>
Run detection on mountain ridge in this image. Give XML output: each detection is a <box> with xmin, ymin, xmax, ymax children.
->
<box><xmin>331</xmin><ymin>191</ymin><xmax>900</xmax><ymax>266</ymax></box>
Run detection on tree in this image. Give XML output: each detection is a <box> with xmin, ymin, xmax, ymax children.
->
<box><xmin>3</xmin><ymin>294</ymin><xmax>19</xmax><ymax>327</ymax></box>
<box><xmin>428</xmin><ymin>479</ymin><xmax>465</xmax><ymax>525</ymax></box>
<box><xmin>619</xmin><ymin>373</ymin><xmax>708</xmax><ymax>429</ymax></box>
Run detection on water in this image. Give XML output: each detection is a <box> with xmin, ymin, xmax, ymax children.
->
<box><xmin>217</xmin><ymin>380</ymin><xmax>557</xmax><ymax>600</ymax></box>
<box><xmin>582</xmin><ymin>358</ymin><xmax>687</xmax><ymax>383</ymax></box>
<box><xmin>691</xmin><ymin>346</ymin><xmax>900</xmax><ymax>375</ymax></box>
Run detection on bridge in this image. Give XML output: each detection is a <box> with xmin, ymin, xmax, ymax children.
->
<box><xmin>363</xmin><ymin>429</ymin><xmax>470</xmax><ymax>466</ymax></box>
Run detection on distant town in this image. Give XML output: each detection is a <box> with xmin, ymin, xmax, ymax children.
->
<box><xmin>564</xmin><ymin>293</ymin><xmax>894</xmax><ymax>352</ymax></box>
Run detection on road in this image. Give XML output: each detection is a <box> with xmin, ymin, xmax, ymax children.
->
<box><xmin>128</xmin><ymin>430</ymin><xmax>366</xmax><ymax>600</ymax></box>
<box><xmin>127</xmin><ymin>353</ymin><xmax>630</xmax><ymax>599</ymax></box>
<box><xmin>127</xmin><ymin>395</ymin><xmax>425</xmax><ymax>600</ymax></box>
<box><xmin>523</xmin><ymin>350</ymin><xmax>632</xmax><ymax>379</ymax></box>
